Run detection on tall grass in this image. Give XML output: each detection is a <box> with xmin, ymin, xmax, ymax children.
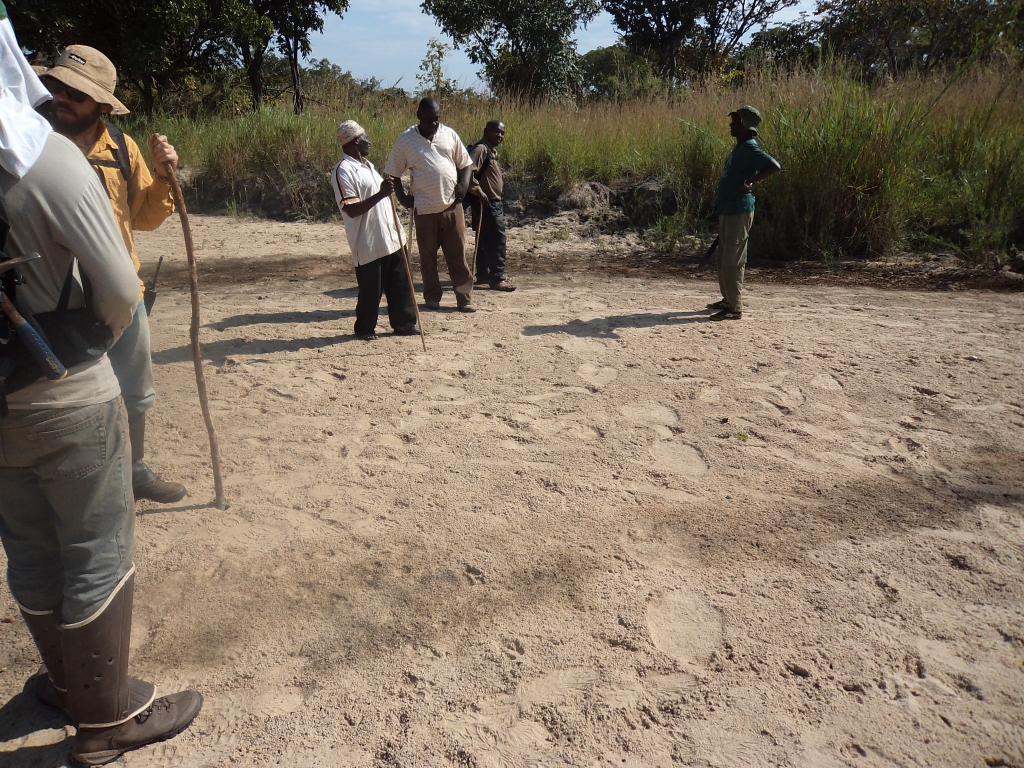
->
<box><xmin>125</xmin><ymin>64</ymin><xmax>1024</xmax><ymax>262</ymax></box>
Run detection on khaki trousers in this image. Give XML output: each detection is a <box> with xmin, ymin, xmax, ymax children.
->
<box><xmin>415</xmin><ymin>205</ymin><xmax>473</xmax><ymax>307</ymax></box>
<box><xmin>717</xmin><ymin>212</ymin><xmax>755</xmax><ymax>313</ymax></box>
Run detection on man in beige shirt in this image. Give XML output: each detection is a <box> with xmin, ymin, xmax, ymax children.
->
<box><xmin>40</xmin><ymin>45</ymin><xmax>186</xmax><ymax>503</ymax></box>
<box><xmin>385</xmin><ymin>97</ymin><xmax>476</xmax><ymax>312</ymax></box>
<box><xmin>0</xmin><ymin>17</ymin><xmax>202</xmax><ymax>765</ymax></box>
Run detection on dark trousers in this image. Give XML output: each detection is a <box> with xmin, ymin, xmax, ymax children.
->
<box><xmin>354</xmin><ymin>250</ymin><xmax>418</xmax><ymax>335</ymax></box>
<box><xmin>415</xmin><ymin>205</ymin><xmax>473</xmax><ymax>307</ymax></box>
<box><xmin>470</xmin><ymin>198</ymin><xmax>507</xmax><ymax>284</ymax></box>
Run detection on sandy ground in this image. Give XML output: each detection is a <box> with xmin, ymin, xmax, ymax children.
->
<box><xmin>1</xmin><ymin>214</ymin><xmax>1023</xmax><ymax>768</ymax></box>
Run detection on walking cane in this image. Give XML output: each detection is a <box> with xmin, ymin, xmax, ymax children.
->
<box><xmin>389</xmin><ymin>197</ymin><xmax>426</xmax><ymax>352</ymax></box>
<box><xmin>159</xmin><ymin>144</ymin><xmax>227</xmax><ymax>510</ymax></box>
<box><xmin>470</xmin><ymin>198</ymin><xmax>484</xmax><ymax>281</ymax></box>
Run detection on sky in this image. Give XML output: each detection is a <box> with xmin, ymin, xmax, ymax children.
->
<box><xmin>308</xmin><ymin>1</ymin><xmax>817</xmax><ymax>93</ymax></box>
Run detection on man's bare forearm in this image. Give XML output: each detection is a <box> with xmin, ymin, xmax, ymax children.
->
<box><xmin>390</xmin><ymin>176</ymin><xmax>414</xmax><ymax>209</ymax></box>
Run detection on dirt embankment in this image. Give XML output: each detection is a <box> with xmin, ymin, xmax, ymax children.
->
<box><xmin>0</xmin><ymin>214</ymin><xmax>1021</xmax><ymax>768</ymax></box>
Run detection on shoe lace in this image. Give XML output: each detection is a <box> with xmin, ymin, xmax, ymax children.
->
<box><xmin>134</xmin><ymin>697</ymin><xmax>172</xmax><ymax>724</ymax></box>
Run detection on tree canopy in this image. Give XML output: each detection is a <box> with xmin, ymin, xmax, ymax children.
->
<box><xmin>421</xmin><ymin>0</ymin><xmax>601</xmax><ymax>98</ymax></box>
<box><xmin>7</xmin><ymin>0</ymin><xmax>347</xmax><ymax>113</ymax></box>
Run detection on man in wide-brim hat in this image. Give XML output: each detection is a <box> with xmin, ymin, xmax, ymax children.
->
<box><xmin>706</xmin><ymin>105</ymin><xmax>781</xmax><ymax>321</ymax></box>
<box><xmin>39</xmin><ymin>45</ymin><xmax>189</xmax><ymax>505</ymax></box>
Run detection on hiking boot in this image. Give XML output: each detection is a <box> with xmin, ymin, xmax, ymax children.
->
<box><xmin>129</xmin><ymin>414</ymin><xmax>187</xmax><ymax>504</ymax></box>
<box><xmin>490</xmin><ymin>280</ymin><xmax>516</xmax><ymax>292</ymax></box>
<box><xmin>709</xmin><ymin>309</ymin><xmax>742</xmax><ymax>321</ymax></box>
<box><xmin>392</xmin><ymin>326</ymin><xmax>420</xmax><ymax>336</ymax></box>
<box><xmin>706</xmin><ymin>299</ymin><xmax>729</xmax><ymax>310</ymax></box>
<box><xmin>457</xmin><ymin>305</ymin><xmax>477</xmax><ymax>313</ymax></box>
<box><xmin>63</xmin><ymin>572</ymin><xmax>202</xmax><ymax>766</ymax></box>
<box><xmin>133</xmin><ymin>471</ymin><xmax>187</xmax><ymax>504</ymax></box>
<box><xmin>72</xmin><ymin>691</ymin><xmax>204</xmax><ymax>766</ymax></box>
<box><xmin>423</xmin><ymin>301</ymin><xmax>441</xmax><ymax>311</ymax></box>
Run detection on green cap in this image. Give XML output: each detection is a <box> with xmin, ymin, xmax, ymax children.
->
<box><xmin>729</xmin><ymin>105</ymin><xmax>762</xmax><ymax>133</ymax></box>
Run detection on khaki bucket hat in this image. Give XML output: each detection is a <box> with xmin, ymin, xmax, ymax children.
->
<box><xmin>728</xmin><ymin>105</ymin><xmax>762</xmax><ymax>133</ymax></box>
<box><xmin>44</xmin><ymin>45</ymin><xmax>129</xmax><ymax>115</ymax></box>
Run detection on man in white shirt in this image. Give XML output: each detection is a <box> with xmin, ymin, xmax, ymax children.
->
<box><xmin>384</xmin><ymin>98</ymin><xmax>476</xmax><ymax>313</ymax></box>
<box><xmin>331</xmin><ymin>120</ymin><xmax>418</xmax><ymax>340</ymax></box>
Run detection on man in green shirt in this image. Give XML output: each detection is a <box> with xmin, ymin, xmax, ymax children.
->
<box><xmin>708</xmin><ymin>105</ymin><xmax>781</xmax><ymax>321</ymax></box>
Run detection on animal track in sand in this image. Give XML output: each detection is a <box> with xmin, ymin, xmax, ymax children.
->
<box><xmin>810</xmin><ymin>373</ymin><xmax>844</xmax><ymax>391</ymax></box>
<box><xmin>577</xmin><ymin>363</ymin><xmax>617</xmax><ymax>388</ymax></box>
<box><xmin>649</xmin><ymin>439</ymin><xmax>708</xmax><ymax>480</ymax></box>
<box><xmin>443</xmin><ymin>668</ymin><xmax>600</xmax><ymax>767</ymax></box>
<box><xmin>620</xmin><ymin>404</ymin><xmax>678</xmax><ymax>425</ymax></box>
<box><xmin>647</xmin><ymin>587</ymin><xmax>723</xmax><ymax>667</ymax></box>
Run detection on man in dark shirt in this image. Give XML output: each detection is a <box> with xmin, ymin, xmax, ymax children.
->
<box><xmin>467</xmin><ymin>120</ymin><xmax>514</xmax><ymax>292</ymax></box>
<box><xmin>709</xmin><ymin>105</ymin><xmax>781</xmax><ymax>321</ymax></box>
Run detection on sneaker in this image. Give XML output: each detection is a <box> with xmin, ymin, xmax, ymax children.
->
<box><xmin>709</xmin><ymin>309</ymin><xmax>742</xmax><ymax>321</ymax></box>
<box><xmin>706</xmin><ymin>299</ymin><xmax>729</xmax><ymax>310</ymax></box>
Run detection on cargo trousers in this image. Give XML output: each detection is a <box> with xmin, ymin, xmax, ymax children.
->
<box><xmin>717</xmin><ymin>211</ymin><xmax>755</xmax><ymax>313</ymax></box>
<box><xmin>0</xmin><ymin>396</ymin><xmax>136</xmax><ymax>624</ymax></box>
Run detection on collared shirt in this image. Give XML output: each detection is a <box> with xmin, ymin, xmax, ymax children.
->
<box><xmin>2</xmin><ymin>133</ymin><xmax>140</xmax><ymax>408</ymax></box>
<box><xmin>383</xmin><ymin>124</ymin><xmax>472</xmax><ymax>215</ymax></box>
<box><xmin>716</xmin><ymin>137</ymin><xmax>777</xmax><ymax>216</ymax></box>
<box><xmin>468</xmin><ymin>140</ymin><xmax>503</xmax><ymax>202</ymax></box>
<box><xmin>83</xmin><ymin>125</ymin><xmax>174</xmax><ymax>295</ymax></box>
<box><xmin>331</xmin><ymin>154</ymin><xmax>405</xmax><ymax>267</ymax></box>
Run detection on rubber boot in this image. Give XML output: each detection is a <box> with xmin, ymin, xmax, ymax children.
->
<box><xmin>63</xmin><ymin>572</ymin><xmax>203</xmax><ymax>767</ymax></box>
<box><xmin>128</xmin><ymin>413</ymin><xmax>187</xmax><ymax>504</ymax></box>
<box><xmin>20</xmin><ymin>607</ymin><xmax>70</xmax><ymax>716</ymax></box>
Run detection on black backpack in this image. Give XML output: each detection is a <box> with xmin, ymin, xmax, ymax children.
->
<box><xmin>0</xmin><ymin>191</ymin><xmax>115</xmax><ymax>416</ymax></box>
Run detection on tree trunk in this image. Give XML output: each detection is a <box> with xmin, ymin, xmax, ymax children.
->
<box><xmin>286</xmin><ymin>35</ymin><xmax>304</xmax><ymax>115</ymax></box>
<box><xmin>241</xmin><ymin>39</ymin><xmax>268</xmax><ymax>111</ymax></box>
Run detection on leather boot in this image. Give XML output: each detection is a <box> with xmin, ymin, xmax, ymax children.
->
<box><xmin>128</xmin><ymin>413</ymin><xmax>187</xmax><ymax>504</ymax></box>
<box><xmin>20</xmin><ymin>606</ymin><xmax>70</xmax><ymax>716</ymax></box>
<box><xmin>63</xmin><ymin>572</ymin><xmax>203</xmax><ymax>766</ymax></box>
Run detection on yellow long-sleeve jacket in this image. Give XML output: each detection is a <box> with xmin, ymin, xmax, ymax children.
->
<box><xmin>83</xmin><ymin>125</ymin><xmax>174</xmax><ymax>298</ymax></box>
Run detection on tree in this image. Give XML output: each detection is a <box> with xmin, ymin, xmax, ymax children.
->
<box><xmin>604</xmin><ymin>0</ymin><xmax>799</xmax><ymax>80</ymax></box>
<box><xmin>817</xmin><ymin>0</ymin><xmax>1022</xmax><ymax>77</ymax></box>
<box><xmin>8</xmin><ymin>0</ymin><xmax>243</xmax><ymax>112</ymax></box>
<box><xmin>421</xmin><ymin>0</ymin><xmax>601</xmax><ymax>98</ymax></box>
<box><xmin>225</xmin><ymin>0</ymin><xmax>348</xmax><ymax>114</ymax></box>
<box><xmin>745</xmin><ymin>14</ymin><xmax>822</xmax><ymax>68</ymax></box>
<box><xmin>601</xmin><ymin>0</ymin><xmax>708</xmax><ymax>83</ymax></box>
<box><xmin>686</xmin><ymin>0</ymin><xmax>799</xmax><ymax>76</ymax></box>
<box><xmin>417</xmin><ymin>38</ymin><xmax>459</xmax><ymax>98</ymax></box>
<box><xmin>580</xmin><ymin>44</ymin><xmax>666</xmax><ymax>98</ymax></box>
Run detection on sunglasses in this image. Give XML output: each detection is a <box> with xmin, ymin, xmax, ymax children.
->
<box><xmin>42</xmin><ymin>78</ymin><xmax>89</xmax><ymax>104</ymax></box>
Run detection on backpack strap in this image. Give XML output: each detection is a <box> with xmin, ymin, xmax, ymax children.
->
<box><xmin>87</xmin><ymin>124</ymin><xmax>134</xmax><ymax>206</ymax></box>
<box><xmin>469</xmin><ymin>142</ymin><xmax>493</xmax><ymax>178</ymax></box>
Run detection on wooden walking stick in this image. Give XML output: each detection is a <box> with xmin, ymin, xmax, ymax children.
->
<box><xmin>160</xmin><ymin>146</ymin><xmax>227</xmax><ymax>510</ymax></box>
<box><xmin>390</xmin><ymin>196</ymin><xmax>426</xmax><ymax>352</ymax></box>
